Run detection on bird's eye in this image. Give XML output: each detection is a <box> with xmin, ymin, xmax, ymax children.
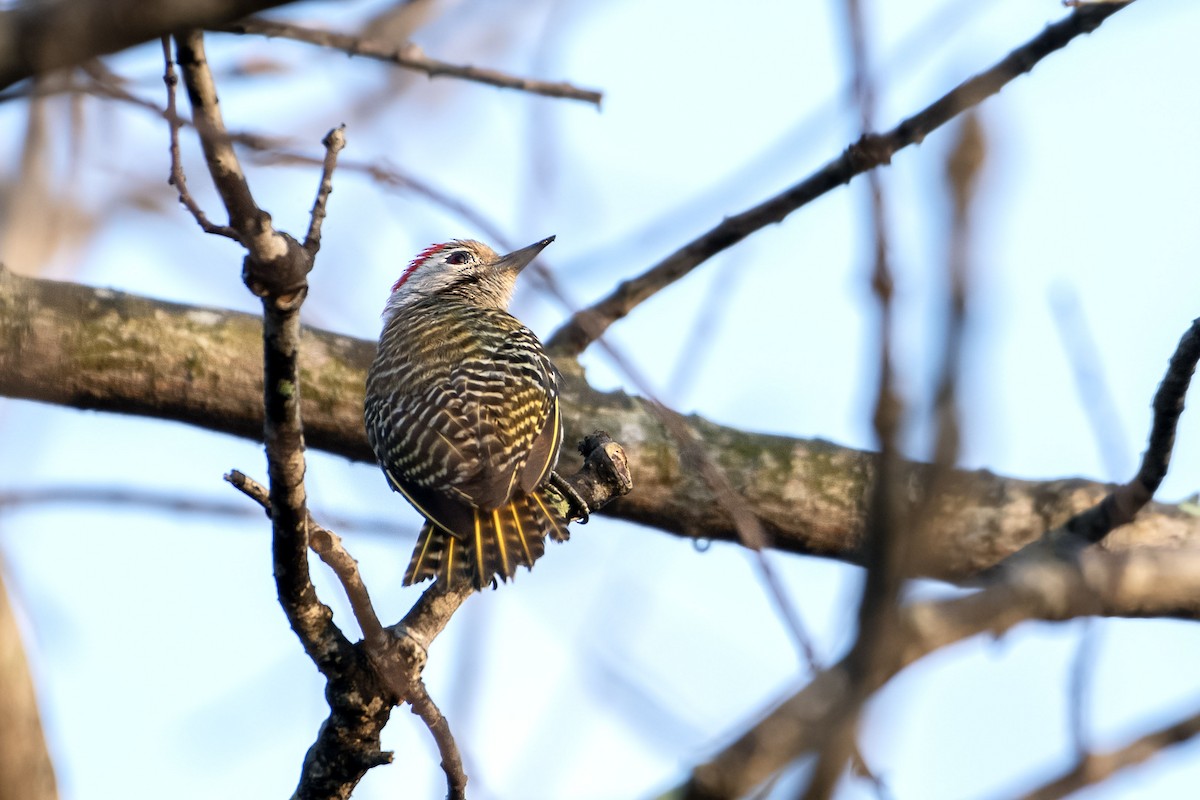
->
<box><xmin>445</xmin><ymin>250</ymin><xmax>470</xmax><ymax>266</ymax></box>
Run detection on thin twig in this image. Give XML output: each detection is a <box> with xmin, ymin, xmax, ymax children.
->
<box><xmin>991</xmin><ymin>317</ymin><xmax>1200</xmax><ymax>573</ymax></box>
<box><xmin>580</xmin><ymin>343</ymin><xmax>822</xmax><ymax>671</ymax></box>
<box><xmin>0</xmin><ymin>484</ymin><xmax>406</xmax><ymax>536</ymax></box>
<box><xmin>1050</xmin><ymin>286</ymin><xmax>1132</xmax><ymax>478</ymax></box>
<box><xmin>215</xmin><ymin>16</ymin><xmax>603</xmax><ymax>107</ymax></box>
<box><xmin>932</xmin><ymin>112</ymin><xmax>983</xmax><ymax>470</ymax></box>
<box><xmin>161</xmin><ymin>36</ymin><xmax>238</xmax><ymax>239</ymax></box>
<box><xmin>225</xmin><ymin>469</ymin><xmax>386</xmax><ymax>644</ymax></box>
<box><xmin>564</xmin><ymin>0</ymin><xmax>984</xmax><ymax>280</ymax></box>
<box><xmin>409</xmin><ymin>679</ymin><xmax>468</xmax><ymax>800</ymax></box>
<box><xmin>174</xmin><ymin>31</ymin><xmax>262</xmax><ymax>243</ymax></box>
<box><xmin>91</xmin><ymin>58</ymin><xmax>287</xmax><ymax>151</ymax></box>
<box><xmin>304</xmin><ymin>125</ymin><xmax>346</xmax><ymax>256</ymax></box>
<box><xmin>1067</xmin><ymin>620</ymin><xmax>1099</xmax><ymax>758</ymax></box>
<box><xmin>1016</xmin><ymin>705</ymin><xmax>1200</xmax><ymax>800</ymax></box>
<box><xmin>0</xmin><ymin>484</ymin><xmax>260</xmax><ymax>518</ymax></box>
<box><xmin>1048</xmin><ymin>278</ymin><xmax>1129</xmax><ymax>770</ymax></box>
<box><xmin>59</xmin><ymin>70</ymin><xmax>493</xmax><ymax>250</ymax></box>
<box><xmin>546</xmin><ymin>1</ymin><xmax>1135</xmax><ymax>358</ymax></box>
<box><xmin>255</xmin><ymin>149</ymin><xmax>511</xmax><ymax>248</ymax></box>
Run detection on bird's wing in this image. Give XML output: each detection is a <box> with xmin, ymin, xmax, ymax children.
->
<box><xmin>449</xmin><ymin>321</ymin><xmax>560</xmax><ymax>508</ymax></box>
<box><xmin>367</xmin><ymin>311</ymin><xmax>560</xmax><ymax>534</ymax></box>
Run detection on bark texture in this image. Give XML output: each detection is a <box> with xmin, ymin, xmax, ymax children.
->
<box><xmin>2</xmin><ymin>265</ymin><xmax>1196</xmax><ymax>580</ymax></box>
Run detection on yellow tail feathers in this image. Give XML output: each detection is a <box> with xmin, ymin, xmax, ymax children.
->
<box><xmin>403</xmin><ymin>488</ymin><xmax>569</xmax><ymax>590</ymax></box>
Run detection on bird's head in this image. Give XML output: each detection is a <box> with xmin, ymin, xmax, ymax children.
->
<box><xmin>382</xmin><ymin>236</ymin><xmax>555</xmax><ymax>323</ymax></box>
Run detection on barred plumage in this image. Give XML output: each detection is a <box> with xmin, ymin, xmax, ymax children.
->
<box><xmin>364</xmin><ymin>237</ymin><xmax>569</xmax><ymax>591</ymax></box>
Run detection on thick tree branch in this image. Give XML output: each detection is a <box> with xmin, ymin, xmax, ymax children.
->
<box><xmin>215</xmin><ymin>17</ymin><xmax>603</xmax><ymax>107</ymax></box>
<box><xmin>0</xmin><ymin>0</ymin><xmax>300</xmax><ymax>92</ymax></box>
<box><xmin>545</xmin><ymin>1</ymin><xmax>1133</xmax><ymax>358</ymax></box>
<box><xmin>2</xmin><ymin>266</ymin><xmax>1198</xmax><ymax>579</ymax></box>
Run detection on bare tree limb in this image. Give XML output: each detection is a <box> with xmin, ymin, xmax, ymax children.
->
<box><xmin>174</xmin><ymin>30</ymin><xmax>296</xmax><ymax>268</ymax></box>
<box><xmin>214</xmin><ymin>16</ymin><xmax>603</xmax><ymax>106</ymax></box>
<box><xmin>545</xmin><ymin>1</ymin><xmax>1134</xmax><ymax>358</ymax></box>
<box><xmin>988</xmin><ymin>317</ymin><xmax>1200</xmax><ymax>575</ymax></box>
<box><xmin>304</xmin><ymin>126</ymin><xmax>346</xmax><ymax>256</ymax></box>
<box><xmin>678</xmin><ymin>547</ymin><xmax>1200</xmax><ymax>800</ymax></box>
<box><xmin>15</xmin><ymin>64</ymin><xmax>508</xmax><ymax>249</ymax></box>
<box><xmin>2</xmin><ymin>266</ymin><xmax>1197</xmax><ymax>577</ymax></box>
<box><xmin>408</xmin><ymin>679</ymin><xmax>468</xmax><ymax>800</ymax></box>
<box><xmin>161</xmin><ymin>37</ymin><xmax>239</xmax><ymax>239</ymax></box>
<box><xmin>1014</xmin><ymin>705</ymin><xmax>1200</xmax><ymax>800</ymax></box>
<box><xmin>0</xmin><ymin>0</ymin><xmax>300</xmax><ymax>92</ymax></box>
<box><xmin>174</xmin><ymin>26</ymin><xmax>344</xmax><ymax>676</ymax></box>
<box><xmin>173</xmin><ymin>29</ymin><xmax>396</xmax><ymax>798</ymax></box>
<box><xmin>226</xmin><ymin>469</ymin><xmax>460</xmax><ymax>798</ymax></box>
<box><xmin>225</xmin><ymin>469</ymin><xmax>385</xmax><ymax>645</ymax></box>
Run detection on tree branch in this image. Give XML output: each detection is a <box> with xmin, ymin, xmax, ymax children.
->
<box><xmin>174</xmin><ymin>27</ymin><xmax>345</xmax><ymax>682</ymax></box>
<box><xmin>679</xmin><ymin>548</ymin><xmax>1200</xmax><ymax>800</ymax></box>
<box><xmin>2</xmin><ymin>266</ymin><xmax>1198</xmax><ymax>579</ymax></box>
<box><xmin>0</xmin><ymin>0</ymin><xmax>300</xmax><ymax>92</ymax></box>
<box><xmin>1016</xmin><ymin>705</ymin><xmax>1200</xmax><ymax>800</ymax></box>
<box><xmin>545</xmin><ymin>1</ymin><xmax>1134</xmax><ymax>358</ymax></box>
<box><xmin>408</xmin><ymin>680</ymin><xmax>468</xmax><ymax>800</ymax></box>
<box><xmin>215</xmin><ymin>17</ymin><xmax>603</xmax><ymax>107</ymax></box>
<box><xmin>161</xmin><ymin>37</ymin><xmax>239</xmax><ymax>240</ymax></box>
<box><xmin>174</xmin><ymin>29</ymin><xmax>298</xmax><ymax>269</ymax></box>
<box><xmin>174</xmin><ymin>31</ymin><xmax>396</xmax><ymax>798</ymax></box>
<box><xmin>986</xmin><ymin>318</ymin><xmax>1200</xmax><ymax>576</ymax></box>
<box><xmin>226</xmin><ymin>469</ymin><xmax>385</xmax><ymax>646</ymax></box>
<box><xmin>304</xmin><ymin>126</ymin><xmax>346</xmax><ymax>256</ymax></box>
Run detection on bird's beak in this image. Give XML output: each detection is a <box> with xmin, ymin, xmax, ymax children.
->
<box><xmin>494</xmin><ymin>235</ymin><xmax>555</xmax><ymax>274</ymax></box>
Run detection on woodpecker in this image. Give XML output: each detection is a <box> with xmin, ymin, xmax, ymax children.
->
<box><xmin>364</xmin><ymin>236</ymin><xmax>576</xmax><ymax>591</ymax></box>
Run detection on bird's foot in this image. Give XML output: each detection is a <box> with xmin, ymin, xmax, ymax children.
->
<box><xmin>549</xmin><ymin>471</ymin><xmax>590</xmax><ymax>524</ymax></box>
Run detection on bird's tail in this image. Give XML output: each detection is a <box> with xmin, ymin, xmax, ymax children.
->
<box><xmin>403</xmin><ymin>488</ymin><xmax>570</xmax><ymax>590</ymax></box>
